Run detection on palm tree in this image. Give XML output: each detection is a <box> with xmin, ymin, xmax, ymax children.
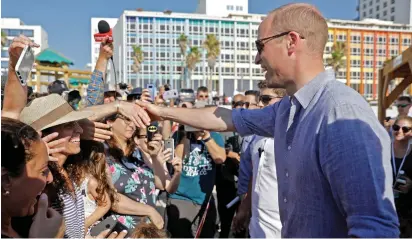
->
<box><xmin>203</xmin><ymin>34</ymin><xmax>220</xmax><ymax>91</ymax></box>
<box><xmin>131</xmin><ymin>45</ymin><xmax>144</xmax><ymax>86</ymax></box>
<box><xmin>326</xmin><ymin>42</ymin><xmax>346</xmax><ymax>77</ymax></box>
<box><xmin>178</xmin><ymin>34</ymin><xmax>189</xmax><ymax>88</ymax></box>
<box><xmin>1</xmin><ymin>31</ymin><xmax>7</xmax><ymax>47</ymax></box>
<box><xmin>186</xmin><ymin>46</ymin><xmax>201</xmax><ymax>88</ymax></box>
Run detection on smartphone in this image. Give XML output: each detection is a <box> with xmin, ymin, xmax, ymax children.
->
<box><xmin>393</xmin><ymin>177</ymin><xmax>407</xmax><ymax>193</ymax></box>
<box><xmin>184</xmin><ymin>125</ymin><xmax>202</xmax><ymax>132</ymax></box>
<box><xmin>164</xmin><ymin>139</ymin><xmax>174</xmax><ymax>162</ymax></box>
<box><xmin>90</xmin><ymin>216</ymin><xmax>129</xmax><ymax>237</ymax></box>
<box><xmin>163</xmin><ymin>89</ymin><xmax>179</xmax><ymax>100</ymax></box>
<box><xmin>147</xmin><ymin>84</ymin><xmax>155</xmax><ymax>102</ymax></box>
<box><xmin>15</xmin><ymin>45</ymin><xmax>35</xmax><ymax>86</ymax></box>
<box><xmin>147</xmin><ymin>123</ymin><xmax>158</xmax><ymax>142</ymax></box>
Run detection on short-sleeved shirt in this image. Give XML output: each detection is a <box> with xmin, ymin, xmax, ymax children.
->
<box><xmin>169</xmin><ymin>132</ymin><xmax>224</xmax><ymax>205</ymax></box>
<box><xmin>105</xmin><ymin>147</ymin><xmax>156</xmax><ymax>230</ymax></box>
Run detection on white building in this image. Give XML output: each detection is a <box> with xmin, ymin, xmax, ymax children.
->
<box><xmin>358</xmin><ymin>0</ymin><xmax>412</xmax><ymax>24</ymax></box>
<box><xmin>1</xmin><ymin>18</ymin><xmax>48</xmax><ymax>79</ymax></box>
<box><xmin>196</xmin><ymin>0</ymin><xmax>248</xmax><ymax>17</ymax></box>
<box><xmin>90</xmin><ymin>17</ymin><xmax>118</xmax><ymax>85</ymax></box>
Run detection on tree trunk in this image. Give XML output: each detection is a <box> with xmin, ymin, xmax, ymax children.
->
<box><xmin>208</xmin><ymin>67</ymin><xmax>213</xmax><ymax>92</ymax></box>
<box><xmin>187</xmin><ymin>70</ymin><xmax>192</xmax><ymax>89</ymax></box>
<box><xmin>180</xmin><ymin>60</ymin><xmax>185</xmax><ymax>89</ymax></box>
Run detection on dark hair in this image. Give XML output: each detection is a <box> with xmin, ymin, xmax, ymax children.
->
<box><xmin>245</xmin><ymin>90</ymin><xmax>260</xmax><ymax>101</ymax></box>
<box><xmin>257</xmin><ymin>81</ymin><xmax>287</xmax><ymax>97</ymax></box>
<box><xmin>197</xmin><ymin>86</ymin><xmax>208</xmax><ymax>94</ymax></box>
<box><xmin>105</xmin><ymin>114</ymin><xmax>136</xmax><ymax>159</ymax></box>
<box><xmin>131</xmin><ymin>218</ymin><xmax>168</xmax><ymax>238</ymax></box>
<box><xmin>398</xmin><ymin>96</ymin><xmax>411</xmax><ymax>103</ymax></box>
<box><xmin>65</xmin><ymin>140</ymin><xmax>117</xmax><ymax>206</ymax></box>
<box><xmin>1</xmin><ymin>117</ymin><xmax>40</xmax><ymax>177</ymax></box>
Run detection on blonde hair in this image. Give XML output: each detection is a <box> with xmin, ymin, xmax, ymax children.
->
<box><xmin>269</xmin><ymin>3</ymin><xmax>328</xmax><ymax>55</ymax></box>
<box><xmin>395</xmin><ymin>116</ymin><xmax>412</xmax><ymax>126</ymax></box>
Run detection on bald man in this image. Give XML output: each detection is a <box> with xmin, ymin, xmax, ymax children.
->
<box><xmin>137</xmin><ymin>3</ymin><xmax>399</xmax><ymax>237</ymax></box>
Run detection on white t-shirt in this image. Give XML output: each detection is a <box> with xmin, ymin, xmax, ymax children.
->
<box><xmin>249</xmin><ymin>136</ymin><xmax>282</xmax><ymax>238</ymax></box>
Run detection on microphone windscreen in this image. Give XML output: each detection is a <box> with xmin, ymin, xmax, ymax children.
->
<box><xmin>98</xmin><ymin>20</ymin><xmax>111</xmax><ymax>33</ymax></box>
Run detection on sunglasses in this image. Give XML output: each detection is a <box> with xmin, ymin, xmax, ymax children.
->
<box><xmin>392</xmin><ymin>124</ymin><xmax>412</xmax><ymax>133</ymax></box>
<box><xmin>255</xmin><ymin>31</ymin><xmax>305</xmax><ymax>54</ymax></box>
<box><xmin>232</xmin><ymin>101</ymin><xmax>245</xmax><ymax>108</ymax></box>
<box><xmin>244</xmin><ymin>102</ymin><xmax>258</xmax><ymax>109</ymax></box>
<box><xmin>259</xmin><ymin>95</ymin><xmax>283</xmax><ymax>104</ymax></box>
<box><xmin>397</xmin><ymin>104</ymin><xmax>410</xmax><ymax>108</ymax></box>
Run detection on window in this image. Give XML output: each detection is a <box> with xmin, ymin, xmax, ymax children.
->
<box><xmin>364</xmin><ymin>48</ymin><xmax>374</xmax><ymax>56</ymax></box>
<box><xmin>240</xmin><ymin>6</ymin><xmax>243</xmax><ymax>11</ymax></box>
<box><xmin>391</xmin><ymin>0</ymin><xmax>395</xmax><ymax>4</ymax></box>
<box><xmin>376</xmin><ymin>5</ymin><xmax>380</xmax><ymax>11</ymax></box>
<box><xmin>351</xmin><ymin>35</ymin><xmax>361</xmax><ymax>43</ymax></box>
<box><xmin>403</xmin><ymin>38</ymin><xmax>411</xmax><ymax>46</ymax></box>
<box><xmin>236</xmin><ymin>6</ymin><xmax>240</xmax><ymax>11</ymax></box>
<box><xmin>176</xmin><ymin>26</ymin><xmax>182</xmax><ymax>32</ymax></box>
<box><xmin>226</xmin><ymin>5</ymin><xmax>230</xmax><ymax>10</ymax></box>
<box><xmin>390</xmin><ymin>49</ymin><xmax>398</xmax><ymax>56</ymax></box>
<box><xmin>378</xmin><ymin>36</ymin><xmax>386</xmax><ymax>44</ymax></box>
<box><xmin>364</xmin><ymin>36</ymin><xmax>374</xmax><ymax>43</ymax></box>
<box><xmin>351</xmin><ymin>47</ymin><xmax>361</xmax><ymax>55</ymax></box>
<box><xmin>130</xmin><ymin>37</ymin><xmax>136</xmax><ymax>43</ymax></box>
<box><xmin>383</xmin><ymin>10</ymin><xmax>387</xmax><ymax>16</ymax></box>
<box><xmin>383</xmin><ymin>2</ymin><xmax>387</xmax><ymax>7</ymax></box>
<box><xmin>377</xmin><ymin>48</ymin><xmax>386</xmax><ymax>56</ymax></box>
<box><xmin>363</xmin><ymin>3</ymin><xmax>366</xmax><ymax>8</ymax></box>
<box><xmin>350</xmin><ymin>71</ymin><xmax>361</xmax><ymax>79</ymax></box>
<box><xmin>363</xmin><ymin>12</ymin><xmax>366</xmax><ymax>17</ymax></box>
<box><xmin>130</xmin><ymin>23</ymin><xmax>136</xmax><ymax>30</ymax></box>
<box><xmin>364</xmin><ymin>60</ymin><xmax>373</xmax><ymax>67</ymax></box>
<box><xmin>22</xmin><ymin>29</ymin><xmax>34</xmax><ymax>37</ymax></box>
<box><xmin>337</xmin><ymin>34</ymin><xmax>346</xmax><ymax>42</ymax></box>
<box><xmin>351</xmin><ymin>60</ymin><xmax>361</xmax><ymax>67</ymax></box>
<box><xmin>391</xmin><ymin>7</ymin><xmax>395</xmax><ymax>13</ymax></box>
<box><xmin>391</xmin><ymin>16</ymin><xmax>395</xmax><ymax>21</ymax></box>
<box><xmin>369</xmin><ymin>1</ymin><xmax>372</xmax><ymax>6</ymax></box>
<box><xmin>369</xmin><ymin>8</ymin><xmax>373</xmax><ymax>14</ymax></box>
<box><xmin>390</xmin><ymin>37</ymin><xmax>398</xmax><ymax>45</ymax></box>
<box><xmin>328</xmin><ymin>33</ymin><xmax>334</xmax><ymax>42</ymax></box>
<box><xmin>376</xmin><ymin>14</ymin><xmax>380</xmax><ymax>18</ymax></box>
<box><xmin>1</xmin><ymin>50</ymin><xmax>8</xmax><ymax>57</ymax></box>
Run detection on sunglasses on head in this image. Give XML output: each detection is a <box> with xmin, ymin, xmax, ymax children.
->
<box><xmin>255</xmin><ymin>31</ymin><xmax>305</xmax><ymax>54</ymax></box>
<box><xmin>392</xmin><ymin>124</ymin><xmax>412</xmax><ymax>133</ymax></box>
<box><xmin>259</xmin><ymin>95</ymin><xmax>282</xmax><ymax>104</ymax></box>
<box><xmin>397</xmin><ymin>104</ymin><xmax>410</xmax><ymax>108</ymax></box>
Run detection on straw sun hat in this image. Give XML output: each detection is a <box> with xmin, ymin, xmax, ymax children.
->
<box><xmin>20</xmin><ymin>94</ymin><xmax>94</xmax><ymax>131</ymax></box>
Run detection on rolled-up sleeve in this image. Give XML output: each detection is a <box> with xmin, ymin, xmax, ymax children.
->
<box><xmin>320</xmin><ymin>103</ymin><xmax>399</xmax><ymax>238</ymax></box>
<box><xmin>232</xmin><ymin>103</ymin><xmax>278</xmax><ymax>138</ymax></box>
<box><xmin>86</xmin><ymin>69</ymin><xmax>105</xmax><ymax>106</ymax></box>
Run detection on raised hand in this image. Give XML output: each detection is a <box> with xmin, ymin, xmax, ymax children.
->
<box><xmin>118</xmin><ymin>101</ymin><xmax>151</xmax><ymax>128</ymax></box>
<box><xmin>147</xmin><ymin>133</ymin><xmax>164</xmax><ymax>157</ymax></box>
<box><xmin>29</xmin><ymin>193</ymin><xmax>64</xmax><ymax>238</ymax></box>
<box><xmin>135</xmin><ymin>100</ymin><xmax>163</xmax><ymax>122</ymax></box>
<box><xmin>140</xmin><ymin>89</ymin><xmax>153</xmax><ymax>103</ymax></box>
<box><xmin>8</xmin><ymin>35</ymin><xmax>39</xmax><ymax>71</ymax></box>
<box><xmin>41</xmin><ymin>132</ymin><xmax>68</xmax><ymax>161</ymax></box>
<box><xmin>99</xmin><ymin>36</ymin><xmax>113</xmax><ymax>60</ymax></box>
<box><xmin>170</xmin><ymin>156</ymin><xmax>183</xmax><ymax>174</ymax></box>
<box><xmin>79</xmin><ymin>119</ymin><xmax>113</xmax><ymax>142</ymax></box>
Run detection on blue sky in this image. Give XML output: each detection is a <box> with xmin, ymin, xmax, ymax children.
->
<box><xmin>2</xmin><ymin>0</ymin><xmax>357</xmax><ymax>68</ymax></box>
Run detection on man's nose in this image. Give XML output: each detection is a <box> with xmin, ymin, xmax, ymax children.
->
<box><xmin>255</xmin><ymin>52</ymin><xmax>261</xmax><ymax>65</ymax></box>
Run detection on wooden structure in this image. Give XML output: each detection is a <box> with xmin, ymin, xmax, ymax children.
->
<box><xmin>378</xmin><ymin>46</ymin><xmax>412</xmax><ymax>123</ymax></box>
<box><xmin>29</xmin><ymin>48</ymin><xmax>92</xmax><ymax>94</ymax></box>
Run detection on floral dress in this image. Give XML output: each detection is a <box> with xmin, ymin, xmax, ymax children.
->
<box><xmin>105</xmin><ymin>147</ymin><xmax>157</xmax><ymax>230</ymax></box>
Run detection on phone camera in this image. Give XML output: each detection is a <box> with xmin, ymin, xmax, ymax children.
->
<box><xmin>105</xmin><ymin>224</ymin><xmax>111</xmax><ymax>229</ymax></box>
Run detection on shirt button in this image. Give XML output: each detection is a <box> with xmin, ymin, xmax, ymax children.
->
<box><xmin>287</xmin><ymin>145</ymin><xmax>292</xmax><ymax>150</ymax></box>
<box><xmin>284</xmin><ymin>197</ymin><xmax>287</xmax><ymax>203</ymax></box>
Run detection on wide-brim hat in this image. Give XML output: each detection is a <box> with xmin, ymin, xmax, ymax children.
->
<box><xmin>20</xmin><ymin>94</ymin><xmax>94</xmax><ymax>131</ymax></box>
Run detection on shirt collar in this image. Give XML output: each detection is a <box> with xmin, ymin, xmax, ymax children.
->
<box><xmin>293</xmin><ymin>69</ymin><xmax>335</xmax><ymax>109</ymax></box>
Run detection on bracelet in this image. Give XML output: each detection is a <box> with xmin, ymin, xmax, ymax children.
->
<box><xmin>202</xmin><ymin>136</ymin><xmax>212</xmax><ymax>143</ymax></box>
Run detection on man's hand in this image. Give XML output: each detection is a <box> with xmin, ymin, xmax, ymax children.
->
<box><xmin>118</xmin><ymin>101</ymin><xmax>151</xmax><ymax>128</ymax></box>
<box><xmin>41</xmin><ymin>132</ymin><xmax>68</xmax><ymax>161</ymax></box>
<box><xmin>8</xmin><ymin>35</ymin><xmax>39</xmax><ymax>72</ymax></box>
<box><xmin>232</xmin><ymin>199</ymin><xmax>251</xmax><ymax>233</ymax></box>
<box><xmin>201</xmin><ymin>130</ymin><xmax>211</xmax><ymax>140</ymax></box>
<box><xmin>29</xmin><ymin>193</ymin><xmax>64</xmax><ymax>238</ymax></box>
<box><xmin>227</xmin><ymin>151</ymin><xmax>241</xmax><ymax>163</ymax></box>
<box><xmin>148</xmin><ymin>207</ymin><xmax>164</xmax><ymax>229</ymax></box>
<box><xmin>148</xmin><ymin>133</ymin><xmax>164</xmax><ymax>156</ymax></box>
<box><xmin>399</xmin><ymin>176</ymin><xmax>412</xmax><ymax>194</ymax></box>
<box><xmin>135</xmin><ymin>100</ymin><xmax>163</xmax><ymax>122</ymax></box>
<box><xmin>79</xmin><ymin>119</ymin><xmax>113</xmax><ymax>142</ymax></box>
<box><xmin>99</xmin><ymin>36</ymin><xmax>113</xmax><ymax>60</ymax></box>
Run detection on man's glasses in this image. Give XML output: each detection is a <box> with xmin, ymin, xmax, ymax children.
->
<box><xmin>396</xmin><ymin>104</ymin><xmax>410</xmax><ymax>108</ymax></box>
<box><xmin>244</xmin><ymin>102</ymin><xmax>257</xmax><ymax>109</ymax></box>
<box><xmin>259</xmin><ymin>95</ymin><xmax>283</xmax><ymax>105</ymax></box>
<box><xmin>255</xmin><ymin>31</ymin><xmax>305</xmax><ymax>54</ymax></box>
<box><xmin>232</xmin><ymin>101</ymin><xmax>245</xmax><ymax>108</ymax></box>
<box><xmin>392</xmin><ymin>124</ymin><xmax>412</xmax><ymax>133</ymax></box>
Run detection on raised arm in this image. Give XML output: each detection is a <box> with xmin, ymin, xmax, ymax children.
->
<box><xmin>137</xmin><ymin>100</ymin><xmax>278</xmax><ymax>137</ymax></box>
<box><xmin>2</xmin><ymin>36</ymin><xmax>39</xmax><ymax>119</ymax></box>
<box><xmin>86</xmin><ymin>36</ymin><xmax>113</xmax><ymax>106</ymax></box>
<box><xmin>320</xmin><ymin>104</ymin><xmax>399</xmax><ymax>238</ymax></box>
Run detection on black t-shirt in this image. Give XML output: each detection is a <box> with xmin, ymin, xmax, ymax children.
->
<box><xmin>392</xmin><ymin>151</ymin><xmax>412</xmax><ymax>216</ymax></box>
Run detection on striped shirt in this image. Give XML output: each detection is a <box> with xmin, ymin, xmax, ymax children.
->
<box><xmin>52</xmin><ymin>187</ymin><xmax>85</xmax><ymax>238</ymax></box>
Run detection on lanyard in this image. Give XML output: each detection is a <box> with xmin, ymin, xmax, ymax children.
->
<box><xmin>391</xmin><ymin>142</ymin><xmax>410</xmax><ymax>178</ymax></box>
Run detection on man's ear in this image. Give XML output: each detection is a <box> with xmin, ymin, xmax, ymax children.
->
<box><xmin>1</xmin><ymin>168</ymin><xmax>12</xmax><ymax>195</ymax></box>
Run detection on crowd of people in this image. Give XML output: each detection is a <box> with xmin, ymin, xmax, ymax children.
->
<box><xmin>1</xmin><ymin>2</ymin><xmax>412</xmax><ymax>239</ymax></box>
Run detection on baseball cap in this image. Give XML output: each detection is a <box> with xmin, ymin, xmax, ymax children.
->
<box><xmin>48</xmin><ymin>80</ymin><xmax>69</xmax><ymax>95</ymax></box>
